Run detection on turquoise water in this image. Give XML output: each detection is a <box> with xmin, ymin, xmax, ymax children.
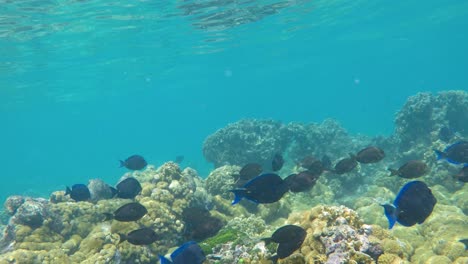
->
<box><xmin>1</xmin><ymin>0</ymin><xmax>467</xmax><ymax>201</ymax></box>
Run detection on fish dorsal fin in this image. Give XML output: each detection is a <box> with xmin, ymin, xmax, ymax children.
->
<box><xmin>393</xmin><ymin>181</ymin><xmax>423</xmax><ymax>206</ymax></box>
<box><xmin>170</xmin><ymin>241</ymin><xmax>197</xmax><ymax>260</ymax></box>
<box><xmin>244</xmin><ymin>173</ymin><xmax>272</xmax><ymax>187</ymax></box>
<box><xmin>448</xmin><ymin>141</ymin><xmax>467</xmax><ymax>149</ymax></box>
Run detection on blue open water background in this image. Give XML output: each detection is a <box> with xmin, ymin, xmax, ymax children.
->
<box><xmin>0</xmin><ymin>0</ymin><xmax>467</xmax><ymax>202</ymax></box>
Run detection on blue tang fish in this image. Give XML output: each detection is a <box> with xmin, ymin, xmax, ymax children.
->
<box><xmin>271</xmin><ymin>153</ymin><xmax>284</xmax><ymax>171</ymax></box>
<box><xmin>119</xmin><ymin>154</ymin><xmax>147</xmax><ymax>170</ymax></box>
<box><xmin>382</xmin><ymin>181</ymin><xmax>436</xmax><ymax>229</ymax></box>
<box><xmin>159</xmin><ymin>241</ymin><xmax>205</xmax><ymax>264</ymax></box>
<box><xmin>65</xmin><ymin>184</ymin><xmax>91</xmax><ymax>202</ymax></box>
<box><xmin>434</xmin><ymin>141</ymin><xmax>468</xmax><ymax>165</ymax></box>
<box><xmin>115</xmin><ymin>177</ymin><xmax>142</xmax><ymax>199</ymax></box>
<box><xmin>455</xmin><ymin>165</ymin><xmax>468</xmax><ymax>183</ymax></box>
<box><xmin>263</xmin><ymin>225</ymin><xmax>307</xmax><ymax>264</ymax></box>
<box><xmin>230</xmin><ymin>173</ymin><xmax>289</xmax><ymax>205</ymax></box>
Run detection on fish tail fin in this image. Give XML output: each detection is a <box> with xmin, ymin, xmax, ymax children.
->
<box><xmin>269</xmin><ymin>254</ymin><xmax>279</xmax><ymax>264</ymax></box>
<box><xmin>103</xmin><ymin>213</ymin><xmax>113</xmax><ymax>221</ymax></box>
<box><xmin>349</xmin><ymin>153</ymin><xmax>357</xmax><ymax>160</ymax></box>
<box><xmin>119</xmin><ymin>160</ymin><xmax>125</xmax><ymax>168</ymax></box>
<box><xmin>434</xmin><ymin>149</ymin><xmax>446</xmax><ymax>160</ymax></box>
<box><xmin>109</xmin><ymin>187</ymin><xmax>118</xmax><ymax>198</ymax></box>
<box><xmin>65</xmin><ymin>186</ymin><xmax>71</xmax><ymax>196</ymax></box>
<box><xmin>261</xmin><ymin>237</ymin><xmax>273</xmax><ymax>245</ymax></box>
<box><xmin>158</xmin><ymin>255</ymin><xmax>172</xmax><ymax>264</ymax></box>
<box><xmin>388</xmin><ymin>168</ymin><xmax>399</xmax><ymax>176</ymax></box>
<box><xmin>118</xmin><ymin>233</ymin><xmax>126</xmax><ymax>244</ymax></box>
<box><xmin>229</xmin><ymin>189</ymin><xmax>247</xmax><ymax>205</ymax></box>
<box><xmin>382</xmin><ymin>204</ymin><xmax>397</xmax><ymax>229</ymax></box>
<box><xmin>459</xmin><ymin>239</ymin><xmax>468</xmax><ymax>250</ymax></box>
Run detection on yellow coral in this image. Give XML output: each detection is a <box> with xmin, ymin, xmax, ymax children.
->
<box><xmin>424</xmin><ymin>255</ymin><xmax>452</xmax><ymax>264</ymax></box>
<box><xmin>453</xmin><ymin>257</ymin><xmax>468</xmax><ymax>264</ymax></box>
<box><xmin>377</xmin><ymin>253</ymin><xmax>403</xmax><ymax>264</ymax></box>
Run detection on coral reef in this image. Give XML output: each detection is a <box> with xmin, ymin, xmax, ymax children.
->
<box><xmin>0</xmin><ymin>162</ymin><xmax>206</xmax><ymax>263</ymax></box>
<box><xmin>202</xmin><ymin>119</ymin><xmax>291</xmax><ymax>168</ymax></box>
<box><xmin>285</xmin><ymin>119</ymin><xmax>371</xmax><ymax>163</ymax></box>
<box><xmin>394</xmin><ymin>90</ymin><xmax>468</xmax><ymax>153</ymax></box>
<box><xmin>205</xmin><ymin>165</ymin><xmax>240</xmax><ymax>200</ymax></box>
<box><xmin>5</xmin><ymin>197</ymin><xmax>49</xmax><ymax>229</ymax></box>
<box><xmin>87</xmin><ymin>179</ymin><xmax>115</xmax><ymax>201</ymax></box>
<box><xmin>286</xmin><ymin>205</ymin><xmax>386</xmax><ymax>263</ymax></box>
<box><xmin>202</xmin><ymin>118</ymin><xmax>376</xmax><ymax>170</ymax></box>
<box><xmin>201</xmin><ymin>215</ymin><xmax>270</xmax><ymax>260</ymax></box>
<box><xmin>199</xmin><ymin>205</ymin><xmax>400</xmax><ymax>264</ymax></box>
<box><xmin>1</xmin><ymin>90</ymin><xmax>468</xmax><ymax>263</ymax></box>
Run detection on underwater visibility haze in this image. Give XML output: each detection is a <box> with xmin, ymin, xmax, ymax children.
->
<box><xmin>0</xmin><ymin>0</ymin><xmax>468</xmax><ymax>263</ymax></box>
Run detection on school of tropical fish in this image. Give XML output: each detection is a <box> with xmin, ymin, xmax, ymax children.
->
<box><xmin>59</xmin><ymin>139</ymin><xmax>467</xmax><ymax>263</ymax></box>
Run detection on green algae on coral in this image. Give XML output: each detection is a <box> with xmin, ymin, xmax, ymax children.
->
<box><xmin>200</xmin><ymin>228</ymin><xmax>244</xmax><ymax>254</ymax></box>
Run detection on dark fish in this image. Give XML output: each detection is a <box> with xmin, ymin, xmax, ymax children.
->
<box><xmin>263</xmin><ymin>225</ymin><xmax>306</xmax><ymax>264</ymax></box>
<box><xmin>230</xmin><ymin>173</ymin><xmax>289</xmax><ymax>204</ymax></box>
<box><xmin>65</xmin><ymin>184</ymin><xmax>91</xmax><ymax>202</ymax></box>
<box><xmin>321</xmin><ymin>155</ymin><xmax>332</xmax><ymax>171</ymax></box>
<box><xmin>439</xmin><ymin>126</ymin><xmax>454</xmax><ymax>142</ymax></box>
<box><xmin>119</xmin><ymin>155</ymin><xmax>147</xmax><ymax>170</ymax></box>
<box><xmin>333</xmin><ymin>154</ymin><xmax>357</xmax><ymax>174</ymax></box>
<box><xmin>382</xmin><ymin>181</ymin><xmax>437</xmax><ymax>229</ymax></box>
<box><xmin>298</xmin><ymin>156</ymin><xmax>324</xmax><ymax>175</ymax></box>
<box><xmin>265</xmin><ymin>225</ymin><xmax>307</xmax><ymax>244</ymax></box>
<box><xmin>271</xmin><ymin>153</ymin><xmax>284</xmax><ymax>171</ymax></box>
<box><xmin>239</xmin><ymin>163</ymin><xmax>263</xmax><ymax>180</ymax></box>
<box><xmin>285</xmin><ymin>171</ymin><xmax>319</xmax><ymax>193</ymax></box>
<box><xmin>356</xmin><ymin>146</ymin><xmax>385</xmax><ymax>164</ymax></box>
<box><xmin>109</xmin><ymin>186</ymin><xmax>118</xmax><ymax>197</ymax></box>
<box><xmin>175</xmin><ymin>155</ymin><xmax>184</xmax><ymax>164</ymax></box>
<box><xmin>104</xmin><ymin>202</ymin><xmax>147</xmax><ymax>222</ymax></box>
<box><xmin>119</xmin><ymin>227</ymin><xmax>158</xmax><ymax>245</ymax></box>
<box><xmin>234</xmin><ymin>163</ymin><xmax>263</xmax><ymax>187</ymax></box>
<box><xmin>388</xmin><ymin>160</ymin><xmax>429</xmax><ymax>179</ymax></box>
<box><xmin>455</xmin><ymin>165</ymin><xmax>468</xmax><ymax>183</ymax></box>
<box><xmin>298</xmin><ymin>155</ymin><xmax>315</xmax><ymax>168</ymax></box>
<box><xmin>182</xmin><ymin>207</ymin><xmax>223</xmax><ymax>241</ymax></box>
<box><xmin>115</xmin><ymin>177</ymin><xmax>142</xmax><ymax>199</ymax></box>
<box><xmin>159</xmin><ymin>241</ymin><xmax>206</xmax><ymax>264</ymax></box>
<box><xmin>434</xmin><ymin>141</ymin><xmax>468</xmax><ymax>165</ymax></box>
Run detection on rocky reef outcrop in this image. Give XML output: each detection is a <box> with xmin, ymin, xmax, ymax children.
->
<box><xmin>203</xmin><ymin>119</ymin><xmax>290</xmax><ymax>168</ymax></box>
<box><xmin>285</xmin><ymin>119</ymin><xmax>370</xmax><ymax>163</ymax></box>
<box><xmin>202</xmin><ymin>118</ymin><xmax>376</xmax><ymax>172</ymax></box>
<box><xmin>394</xmin><ymin>90</ymin><xmax>468</xmax><ymax>152</ymax></box>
